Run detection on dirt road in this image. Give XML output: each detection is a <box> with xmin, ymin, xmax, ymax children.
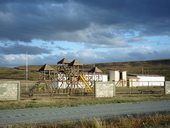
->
<box><xmin>0</xmin><ymin>100</ymin><xmax>170</xmax><ymax>126</ymax></box>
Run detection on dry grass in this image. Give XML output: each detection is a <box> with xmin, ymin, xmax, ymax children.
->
<box><xmin>0</xmin><ymin>94</ymin><xmax>170</xmax><ymax>110</ymax></box>
<box><xmin>6</xmin><ymin>113</ymin><xmax>170</xmax><ymax>128</ymax></box>
<box><xmin>1</xmin><ymin>59</ymin><xmax>170</xmax><ymax>80</ymax></box>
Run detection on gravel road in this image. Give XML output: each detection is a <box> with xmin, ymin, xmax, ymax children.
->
<box><xmin>0</xmin><ymin>100</ymin><xmax>170</xmax><ymax>126</ymax></box>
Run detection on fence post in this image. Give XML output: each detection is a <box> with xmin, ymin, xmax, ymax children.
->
<box><xmin>165</xmin><ymin>81</ymin><xmax>170</xmax><ymax>95</ymax></box>
<box><xmin>17</xmin><ymin>82</ymin><xmax>20</xmax><ymax>101</ymax></box>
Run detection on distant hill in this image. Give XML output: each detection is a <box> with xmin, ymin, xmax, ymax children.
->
<box><xmin>0</xmin><ymin>59</ymin><xmax>170</xmax><ymax>80</ymax></box>
<box><xmin>94</xmin><ymin>59</ymin><xmax>170</xmax><ymax>80</ymax></box>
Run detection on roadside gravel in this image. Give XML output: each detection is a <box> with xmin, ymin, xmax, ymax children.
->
<box><xmin>0</xmin><ymin>100</ymin><xmax>170</xmax><ymax>126</ymax></box>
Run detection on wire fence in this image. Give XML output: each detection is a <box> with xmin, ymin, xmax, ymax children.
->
<box><xmin>20</xmin><ymin>80</ymin><xmax>168</xmax><ymax>97</ymax></box>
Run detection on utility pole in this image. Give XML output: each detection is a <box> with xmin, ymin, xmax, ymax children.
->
<box><xmin>142</xmin><ymin>67</ymin><xmax>144</xmax><ymax>74</ymax></box>
<box><xmin>25</xmin><ymin>52</ymin><xmax>28</xmax><ymax>92</ymax></box>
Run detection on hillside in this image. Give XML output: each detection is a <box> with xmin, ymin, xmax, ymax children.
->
<box><xmin>95</xmin><ymin>59</ymin><xmax>170</xmax><ymax>80</ymax></box>
<box><xmin>0</xmin><ymin>59</ymin><xmax>170</xmax><ymax>80</ymax></box>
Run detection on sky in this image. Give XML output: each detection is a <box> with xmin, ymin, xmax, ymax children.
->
<box><xmin>0</xmin><ymin>0</ymin><xmax>170</xmax><ymax>67</ymax></box>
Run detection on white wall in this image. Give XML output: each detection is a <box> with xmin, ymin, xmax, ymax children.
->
<box><xmin>55</xmin><ymin>73</ymin><xmax>108</xmax><ymax>89</ymax></box>
<box><xmin>137</xmin><ymin>75</ymin><xmax>165</xmax><ymax>86</ymax></box>
<box><xmin>121</xmin><ymin>71</ymin><xmax>127</xmax><ymax>86</ymax></box>
<box><xmin>122</xmin><ymin>71</ymin><xmax>127</xmax><ymax>81</ymax></box>
<box><xmin>83</xmin><ymin>74</ymin><xmax>108</xmax><ymax>82</ymax></box>
<box><xmin>101</xmin><ymin>75</ymin><xmax>108</xmax><ymax>82</ymax></box>
<box><xmin>109</xmin><ymin>71</ymin><xmax>120</xmax><ymax>82</ymax></box>
<box><xmin>128</xmin><ymin>78</ymin><xmax>140</xmax><ymax>87</ymax></box>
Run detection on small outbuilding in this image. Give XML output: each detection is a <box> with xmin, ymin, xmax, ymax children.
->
<box><xmin>109</xmin><ymin>70</ymin><xmax>127</xmax><ymax>87</ymax></box>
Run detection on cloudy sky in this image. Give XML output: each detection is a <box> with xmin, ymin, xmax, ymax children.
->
<box><xmin>0</xmin><ymin>0</ymin><xmax>170</xmax><ymax>67</ymax></box>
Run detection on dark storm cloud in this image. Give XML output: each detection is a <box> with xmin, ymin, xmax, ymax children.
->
<box><xmin>76</xmin><ymin>0</ymin><xmax>170</xmax><ymax>19</ymax></box>
<box><xmin>0</xmin><ymin>44</ymin><xmax>50</xmax><ymax>55</ymax></box>
<box><xmin>0</xmin><ymin>0</ymin><xmax>69</xmax><ymax>6</ymax></box>
<box><xmin>76</xmin><ymin>0</ymin><xmax>170</xmax><ymax>34</ymax></box>
<box><xmin>0</xmin><ymin>0</ymin><xmax>170</xmax><ymax>41</ymax></box>
<box><xmin>0</xmin><ymin>0</ymin><xmax>89</xmax><ymax>41</ymax></box>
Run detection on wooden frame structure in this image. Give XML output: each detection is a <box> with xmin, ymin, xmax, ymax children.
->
<box><xmin>29</xmin><ymin>58</ymin><xmax>104</xmax><ymax>96</ymax></box>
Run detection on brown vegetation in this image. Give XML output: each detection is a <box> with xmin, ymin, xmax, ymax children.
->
<box><xmin>0</xmin><ymin>94</ymin><xmax>170</xmax><ymax>110</ymax></box>
<box><xmin>7</xmin><ymin>112</ymin><xmax>170</xmax><ymax>128</ymax></box>
<box><xmin>1</xmin><ymin>59</ymin><xmax>170</xmax><ymax>80</ymax></box>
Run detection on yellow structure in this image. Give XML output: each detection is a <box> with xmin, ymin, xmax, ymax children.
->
<box><xmin>80</xmin><ymin>74</ymin><xmax>93</xmax><ymax>93</ymax></box>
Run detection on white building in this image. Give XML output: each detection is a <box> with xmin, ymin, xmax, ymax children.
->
<box><xmin>109</xmin><ymin>70</ymin><xmax>127</xmax><ymax>87</ymax></box>
<box><xmin>128</xmin><ymin>74</ymin><xmax>165</xmax><ymax>87</ymax></box>
<box><xmin>108</xmin><ymin>70</ymin><xmax>165</xmax><ymax>87</ymax></box>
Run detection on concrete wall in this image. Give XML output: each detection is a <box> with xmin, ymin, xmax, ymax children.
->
<box><xmin>165</xmin><ymin>81</ymin><xmax>170</xmax><ymax>95</ymax></box>
<box><xmin>95</xmin><ymin>82</ymin><xmax>115</xmax><ymax>98</ymax></box>
<box><xmin>0</xmin><ymin>81</ymin><xmax>20</xmax><ymax>101</ymax></box>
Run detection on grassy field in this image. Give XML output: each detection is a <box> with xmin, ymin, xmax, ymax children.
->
<box><xmin>1</xmin><ymin>59</ymin><xmax>170</xmax><ymax>127</ymax></box>
<box><xmin>0</xmin><ymin>59</ymin><xmax>170</xmax><ymax>110</ymax></box>
<box><xmin>0</xmin><ymin>59</ymin><xmax>170</xmax><ymax>80</ymax></box>
<box><xmin>0</xmin><ymin>94</ymin><xmax>170</xmax><ymax>110</ymax></box>
<box><xmin>6</xmin><ymin>112</ymin><xmax>170</xmax><ymax>128</ymax></box>
<box><xmin>95</xmin><ymin>59</ymin><xmax>170</xmax><ymax>81</ymax></box>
